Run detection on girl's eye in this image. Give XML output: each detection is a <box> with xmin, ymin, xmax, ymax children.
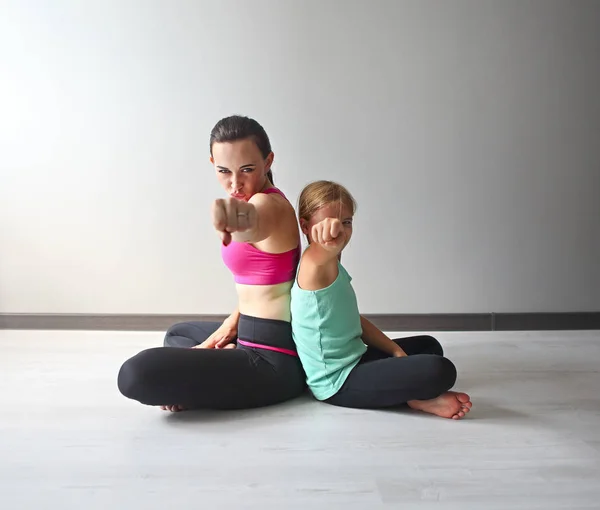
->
<box><xmin>343</xmin><ymin>220</ymin><xmax>353</xmax><ymax>225</ymax></box>
<box><xmin>218</xmin><ymin>169</ymin><xmax>230</xmax><ymax>174</ymax></box>
<box><xmin>242</xmin><ymin>168</ymin><xmax>254</xmax><ymax>173</ymax></box>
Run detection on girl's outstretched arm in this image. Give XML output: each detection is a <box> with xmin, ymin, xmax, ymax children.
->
<box><xmin>297</xmin><ymin>218</ymin><xmax>346</xmax><ymax>291</ymax></box>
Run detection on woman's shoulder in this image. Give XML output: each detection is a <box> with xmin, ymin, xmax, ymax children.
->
<box><xmin>262</xmin><ymin>187</ymin><xmax>287</xmax><ymax>199</ymax></box>
<box><xmin>249</xmin><ymin>187</ymin><xmax>293</xmax><ymax>210</ymax></box>
<box><xmin>249</xmin><ymin>187</ymin><xmax>299</xmax><ymax>250</ymax></box>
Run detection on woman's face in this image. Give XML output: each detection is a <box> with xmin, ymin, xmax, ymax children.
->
<box><xmin>210</xmin><ymin>139</ymin><xmax>273</xmax><ymax>201</ymax></box>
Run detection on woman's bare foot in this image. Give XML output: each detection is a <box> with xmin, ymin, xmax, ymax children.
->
<box><xmin>160</xmin><ymin>405</ymin><xmax>186</xmax><ymax>412</ymax></box>
<box><xmin>408</xmin><ymin>391</ymin><xmax>472</xmax><ymax>420</ymax></box>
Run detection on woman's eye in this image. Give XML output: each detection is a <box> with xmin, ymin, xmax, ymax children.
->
<box><xmin>242</xmin><ymin>168</ymin><xmax>254</xmax><ymax>173</ymax></box>
<box><xmin>218</xmin><ymin>169</ymin><xmax>230</xmax><ymax>174</ymax></box>
<box><xmin>343</xmin><ymin>221</ymin><xmax>353</xmax><ymax>226</ymax></box>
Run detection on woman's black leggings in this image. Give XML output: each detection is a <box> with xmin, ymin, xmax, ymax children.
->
<box><xmin>117</xmin><ymin>315</ymin><xmax>306</xmax><ymax>410</ymax></box>
<box><xmin>324</xmin><ymin>335</ymin><xmax>458</xmax><ymax>409</ymax></box>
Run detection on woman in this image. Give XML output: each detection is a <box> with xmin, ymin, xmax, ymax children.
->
<box><xmin>117</xmin><ymin>115</ymin><xmax>306</xmax><ymax>411</ymax></box>
<box><xmin>291</xmin><ymin>180</ymin><xmax>472</xmax><ymax>419</ymax></box>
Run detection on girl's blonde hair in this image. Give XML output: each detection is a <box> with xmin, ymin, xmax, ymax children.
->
<box><xmin>298</xmin><ymin>180</ymin><xmax>357</xmax><ymax>222</ymax></box>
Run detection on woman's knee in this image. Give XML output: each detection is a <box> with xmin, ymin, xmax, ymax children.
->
<box><xmin>163</xmin><ymin>321</ymin><xmax>212</xmax><ymax>348</ymax></box>
<box><xmin>117</xmin><ymin>348</ymin><xmax>162</xmax><ymax>401</ymax></box>
<box><xmin>163</xmin><ymin>322</ymin><xmax>192</xmax><ymax>347</ymax></box>
<box><xmin>163</xmin><ymin>331</ymin><xmax>176</xmax><ymax>347</ymax></box>
<box><xmin>163</xmin><ymin>323</ymin><xmax>181</xmax><ymax>347</ymax></box>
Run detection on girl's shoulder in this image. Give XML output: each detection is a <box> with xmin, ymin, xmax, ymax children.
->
<box><xmin>337</xmin><ymin>261</ymin><xmax>352</xmax><ymax>282</ymax></box>
<box><xmin>296</xmin><ymin>252</ymin><xmax>351</xmax><ymax>292</ymax></box>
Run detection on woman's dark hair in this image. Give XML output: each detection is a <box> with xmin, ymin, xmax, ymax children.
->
<box><xmin>209</xmin><ymin>115</ymin><xmax>274</xmax><ymax>185</ymax></box>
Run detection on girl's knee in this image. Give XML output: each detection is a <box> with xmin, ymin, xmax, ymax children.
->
<box><xmin>422</xmin><ymin>335</ymin><xmax>444</xmax><ymax>356</ymax></box>
<box><xmin>434</xmin><ymin>356</ymin><xmax>457</xmax><ymax>391</ymax></box>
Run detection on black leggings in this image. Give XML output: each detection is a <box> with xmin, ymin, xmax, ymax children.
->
<box><xmin>324</xmin><ymin>335</ymin><xmax>457</xmax><ymax>409</ymax></box>
<box><xmin>117</xmin><ymin>315</ymin><xmax>306</xmax><ymax>410</ymax></box>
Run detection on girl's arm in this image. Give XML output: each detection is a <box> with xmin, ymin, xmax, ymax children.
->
<box><xmin>360</xmin><ymin>315</ymin><xmax>407</xmax><ymax>357</ymax></box>
<box><xmin>297</xmin><ymin>218</ymin><xmax>346</xmax><ymax>291</ymax></box>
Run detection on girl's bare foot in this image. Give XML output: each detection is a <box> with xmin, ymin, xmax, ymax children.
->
<box><xmin>408</xmin><ymin>391</ymin><xmax>472</xmax><ymax>420</ymax></box>
<box><xmin>160</xmin><ymin>405</ymin><xmax>186</xmax><ymax>412</ymax></box>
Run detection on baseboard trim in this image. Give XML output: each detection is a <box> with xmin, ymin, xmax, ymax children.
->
<box><xmin>492</xmin><ymin>312</ymin><xmax>600</xmax><ymax>331</ymax></box>
<box><xmin>1</xmin><ymin>312</ymin><xmax>599</xmax><ymax>332</ymax></box>
<box><xmin>0</xmin><ymin>314</ymin><xmax>229</xmax><ymax>331</ymax></box>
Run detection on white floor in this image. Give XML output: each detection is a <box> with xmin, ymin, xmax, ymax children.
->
<box><xmin>1</xmin><ymin>329</ymin><xmax>599</xmax><ymax>509</ymax></box>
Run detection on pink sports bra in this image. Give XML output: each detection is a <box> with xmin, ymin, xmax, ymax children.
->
<box><xmin>221</xmin><ymin>188</ymin><xmax>301</xmax><ymax>285</ymax></box>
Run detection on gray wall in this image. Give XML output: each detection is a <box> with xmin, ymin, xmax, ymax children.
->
<box><xmin>1</xmin><ymin>0</ymin><xmax>599</xmax><ymax>315</ymax></box>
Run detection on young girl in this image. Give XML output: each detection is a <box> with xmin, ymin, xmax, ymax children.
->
<box><xmin>291</xmin><ymin>180</ymin><xmax>472</xmax><ymax>419</ymax></box>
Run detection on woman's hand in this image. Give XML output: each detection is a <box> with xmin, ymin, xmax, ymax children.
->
<box><xmin>212</xmin><ymin>197</ymin><xmax>258</xmax><ymax>246</ymax></box>
<box><xmin>194</xmin><ymin>320</ymin><xmax>238</xmax><ymax>349</ymax></box>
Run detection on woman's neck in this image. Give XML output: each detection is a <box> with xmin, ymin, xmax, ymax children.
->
<box><xmin>260</xmin><ymin>179</ymin><xmax>274</xmax><ymax>193</ymax></box>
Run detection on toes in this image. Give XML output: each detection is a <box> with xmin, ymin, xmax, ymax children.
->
<box><xmin>456</xmin><ymin>392</ymin><xmax>471</xmax><ymax>404</ymax></box>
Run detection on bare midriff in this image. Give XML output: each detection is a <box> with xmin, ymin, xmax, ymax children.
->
<box><xmin>236</xmin><ymin>280</ymin><xmax>294</xmax><ymax>322</ymax></box>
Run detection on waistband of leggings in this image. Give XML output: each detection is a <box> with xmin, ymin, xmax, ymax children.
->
<box><xmin>237</xmin><ymin>314</ymin><xmax>297</xmax><ymax>354</ymax></box>
<box><xmin>237</xmin><ymin>339</ymin><xmax>298</xmax><ymax>357</ymax></box>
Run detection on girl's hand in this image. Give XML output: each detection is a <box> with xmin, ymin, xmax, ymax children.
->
<box><xmin>195</xmin><ymin>320</ymin><xmax>238</xmax><ymax>349</ymax></box>
<box><xmin>312</xmin><ymin>218</ymin><xmax>346</xmax><ymax>251</ymax></box>
<box><xmin>392</xmin><ymin>348</ymin><xmax>408</xmax><ymax>358</ymax></box>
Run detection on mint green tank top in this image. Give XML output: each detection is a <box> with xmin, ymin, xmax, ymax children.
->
<box><xmin>291</xmin><ymin>261</ymin><xmax>367</xmax><ymax>400</ymax></box>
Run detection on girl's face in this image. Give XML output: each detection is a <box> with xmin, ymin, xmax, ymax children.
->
<box><xmin>210</xmin><ymin>139</ymin><xmax>273</xmax><ymax>201</ymax></box>
<box><xmin>300</xmin><ymin>202</ymin><xmax>354</xmax><ymax>249</ymax></box>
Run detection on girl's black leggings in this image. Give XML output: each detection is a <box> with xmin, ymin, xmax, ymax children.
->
<box><xmin>117</xmin><ymin>315</ymin><xmax>306</xmax><ymax>410</ymax></box>
<box><xmin>324</xmin><ymin>335</ymin><xmax>458</xmax><ymax>409</ymax></box>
